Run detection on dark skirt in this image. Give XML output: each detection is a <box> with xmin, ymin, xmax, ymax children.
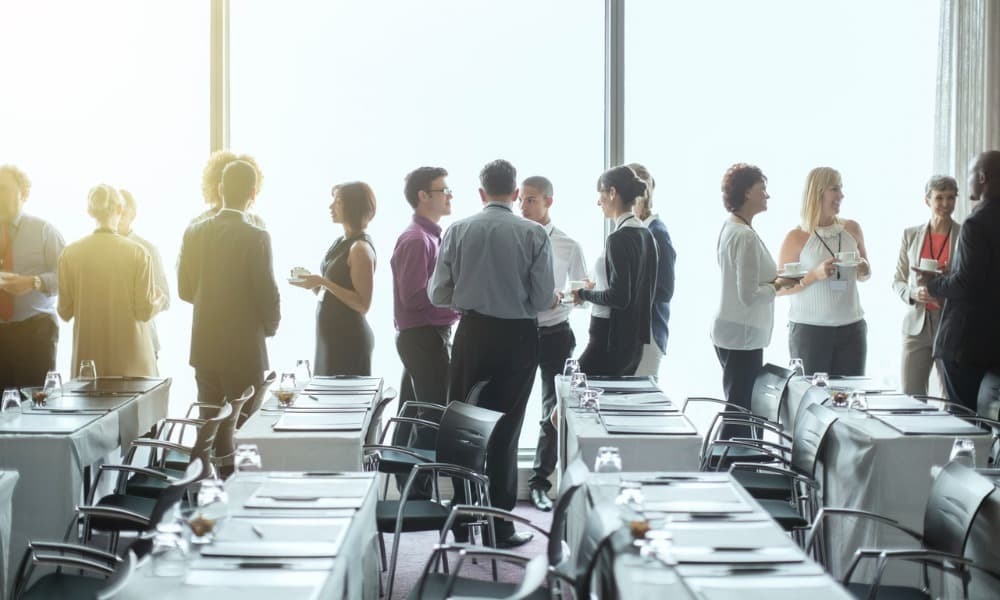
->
<box><xmin>314</xmin><ymin>306</ymin><xmax>374</xmax><ymax>376</ymax></box>
<box><xmin>577</xmin><ymin>316</ymin><xmax>641</xmax><ymax>377</ymax></box>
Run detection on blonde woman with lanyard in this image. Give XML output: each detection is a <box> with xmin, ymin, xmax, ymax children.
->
<box><xmin>778</xmin><ymin>167</ymin><xmax>871</xmax><ymax>376</ymax></box>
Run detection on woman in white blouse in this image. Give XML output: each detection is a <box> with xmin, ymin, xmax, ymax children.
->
<box><xmin>712</xmin><ymin>164</ymin><xmax>796</xmax><ymax>419</ymax></box>
<box><xmin>778</xmin><ymin>167</ymin><xmax>871</xmax><ymax>376</ymax></box>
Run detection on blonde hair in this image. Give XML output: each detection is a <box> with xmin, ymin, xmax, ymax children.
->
<box><xmin>201</xmin><ymin>151</ymin><xmax>263</xmax><ymax>208</ymax></box>
<box><xmin>628</xmin><ymin>162</ymin><xmax>655</xmax><ymax>217</ymax></box>
<box><xmin>0</xmin><ymin>164</ymin><xmax>32</xmax><ymax>197</ymax></box>
<box><xmin>119</xmin><ymin>189</ymin><xmax>136</xmax><ymax>212</ymax></box>
<box><xmin>800</xmin><ymin>167</ymin><xmax>842</xmax><ymax>231</ymax></box>
<box><xmin>87</xmin><ymin>184</ymin><xmax>123</xmax><ymax>220</ymax></box>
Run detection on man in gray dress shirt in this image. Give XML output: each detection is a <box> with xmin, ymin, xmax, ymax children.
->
<box><xmin>429</xmin><ymin>159</ymin><xmax>555</xmax><ymax>548</ymax></box>
<box><xmin>0</xmin><ymin>164</ymin><xmax>65</xmax><ymax>389</ymax></box>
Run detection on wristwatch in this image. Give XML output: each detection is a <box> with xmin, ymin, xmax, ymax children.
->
<box><xmin>32</xmin><ymin>276</ymin><xmax>42</xmax><ymax>291</ymax></box>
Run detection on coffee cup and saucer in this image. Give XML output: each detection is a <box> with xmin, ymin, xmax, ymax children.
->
<box><xmin>778</xmin><ymin>262</ymin><xmax>808</xmax><ymax>280</ymax></box>
<box><xmin>288</xmin><ymin>267</ymin><xmax>312</xmax><ymax>284</ymax></box>
<box><xmin>559</xmin><ymin>280</ymin><xmax>588</xmax><ymax>306</ymax></box>
<box><xmin>910</xmin><ymin>258</ymin><xmax>942</xmax><ymax>275</ymax></box>
<box><xmin>833</xmin><ymin>251</ymin><xmax>861</xmax><ymax>268</ymax></box>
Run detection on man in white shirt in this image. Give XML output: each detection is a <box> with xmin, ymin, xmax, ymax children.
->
<box><xmin>519</xmin><ymin>176</ymin><xmax>588</xmax><ymax>511</ymax></box>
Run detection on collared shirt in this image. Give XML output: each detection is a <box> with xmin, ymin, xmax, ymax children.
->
<box><xmin>1</xmin><ymin>212</ymin><xmax>65</xmax><ymax>323</ymax></box>
<box><xmin>429</xmin><ymin>201</ymin><xmax>555</xmax><ymax>320</ymax></box>
<box><xmin>537</xmin><ymin>222</ymin><xmax>588</xmax><ymax>327</ymax></box>
<box><xmin>391</xmin><ymin>215</ymin><xmax>460</xmax><ymax>331</ymax></box>
<box><xmin>126</xmin><ymin>231</ymin><xmax>170</xmax><ymax>352</ymax></box>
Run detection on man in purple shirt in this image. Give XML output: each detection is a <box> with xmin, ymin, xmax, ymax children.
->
<box><xmin>390</xmin><ymin>167</ymin><xmax>460</xmax><ymax>487</ymax></box>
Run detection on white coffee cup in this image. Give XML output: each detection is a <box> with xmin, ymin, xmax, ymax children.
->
<box><xmin>783</xmin><ymin>262</ymin><xmax>801</xmax><ymax>273</ymax></box>
<box><xmin>291</xmin><ymin>267</ymin><xmax>310</xmax><ymax>278</ymax></box>
<box><xmin>836</xmin><ymin>251</ymin><xmax>858</xmax><ymax>263</ymax></box>
<box><xmin>919</xmin><ymin>258</ymin><xmax>939</xmax><ymax>272</ymax></box>
<box><xmin>568</xmin><ymin>280</ymin><xmax>587</xmax><ymax>292</ymax></box>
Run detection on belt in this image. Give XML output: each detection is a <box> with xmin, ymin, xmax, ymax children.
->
<box><xmin>462</xmin><ymin>310</ymin><xmax>536</xmax><ymax>325</ymax></box>
<box><xmin>539</xmin><ymin>320</ymin><xmax>571</xmax><ymax>335</ymax></box>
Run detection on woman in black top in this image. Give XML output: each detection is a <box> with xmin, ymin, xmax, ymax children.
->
<box><xmin>291</xmin><ymin>182</ymin><xmax>377</xmax><ymax>375</ymax></box>
<box><xmin>573</xmin><ymin>165</ymin><xmax>657</xmax><ymax>376</ymax></box>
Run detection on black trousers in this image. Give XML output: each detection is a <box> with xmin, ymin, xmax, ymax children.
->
<box><xmin>450</xmin><ymin>312</ymin><xmax>538</xmax><ymax>539</ymax></box>
<box><xmin>788</xmin><ymin>320</ymin><xmax>867</xmax><ymax>377</ymax></box>
<box><xmin>0</xmin><ymin>314</ymin><xmax>58</xmax><ymax>389</ymax></box>
<box><xmin>714</xmin><ymin>346</ymin><xmax>762</xmax><ymax>439</ymax></box>
<box><xmin>940</xmin><ymin>359</ymin><xmax>989</xmax><ymax>412</ymax></box>
<box><xmin>530</xmin><ymin>321</ymin><xmax>575</xmax><ymax>491</ymax></box>
<box><xmin>394</xmin><ymin>325</ymin><xmax>452</xmax><ymax>497</ymax></box>
<box><xmin>195</xmin><ymin>367</ymin><xmax>264</xmax><ymax>458</ymax></box>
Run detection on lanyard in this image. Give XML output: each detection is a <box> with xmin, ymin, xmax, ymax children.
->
<box><xmin>923</xmin><ymin>224</ymin><xmax>950</xmax><ymax>262</ymax></box>
<box><xmin>814</xmin><ymin>231</ymin><xmax>842</xmax><ymax>258</ymax></box>
<box><xmin>615</xmin><ymin>215</ymin><xmax>637</xmax><ymax>231</ymax></box>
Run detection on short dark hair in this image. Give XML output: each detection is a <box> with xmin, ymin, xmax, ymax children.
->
<box><xmin>479</xmin><ymin>159</ymin><xmax>517</xmax><ymax>197</ymax></box>
<box><xmin>521</xmin><ymin>176</ymin><xmax>553</xmax><ymax>197</ymax></box>
<box><xmin>220</xmin><ymin>160</ymin><xmax>257</xmax><ymax>207</ymax></box>
<box><xmin>597</xmin><ymin>165</ymin><xmax>648</xmax><ymax>208</ymax></box>
<box><xmin>924</xmin><ymin>175</ymin><xmax>958</xmax><ymax>198</ymax></box>
<box><xmin>404</xmin><ymin>166</ymin><xmax>448</xmax><ymax>209</ymax></box>
<box><xmin>721</xmin><ymin>163</ymin><xmax>766</xmax><ymax>212</ymax></box>
<box><xmin>333</xmin><ymin>181</ymin><xmax>377</xmax><ymax>230</ymax></box>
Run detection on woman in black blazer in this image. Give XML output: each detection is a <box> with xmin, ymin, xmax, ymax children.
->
<box><xmin>573</xmin><ymin>165</ymin><xmax>657</xmax><ymax>376</ymax></box>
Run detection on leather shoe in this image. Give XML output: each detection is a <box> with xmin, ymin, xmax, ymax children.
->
<box><xmin>496</xmin><ymin>531</ymin><xmax>534</xmax><ymax>549</ymax></box>
<box><xmin>530</xmin><ymin>488</ymin><xmax>553</xmax><ymax>512</ymax></box>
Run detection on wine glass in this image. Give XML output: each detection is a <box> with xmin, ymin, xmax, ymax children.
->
<box><xmin>275</xmin><ymin>372</ymin><xmax>297</xmax><ymax>408</ymax></box>
<box><xmin>78</xmin><ymin>360</ymin><xmax>97</xmax><ymax>381</ymax></box>
<box><xmin>43</xmin><ymin>371</ymin><xmax>63</xmax><ymax>399</ymax></box>
<box><xmin>788</xmin><ymin>358</ymin><xmax>805</xmax><ymax>377</ymax></box>
<box><xmin>949</xmin><ymin>438</ymin><xmax>977</xmax><ymax>468</ymax></box>
<box><xmin>294</xmin><ymin>359</ymin><xmax>312</xmax><ymax>388</ymax></box>
<box><xmin>563</xmin><ymin>359</ymin><xmax>580</xmax><ymax>377</ymax></box>
<box><xmin>1</xmin><ymin>389</ymin><xmax>21</xmax><ymax>418</ymax></box>
<box><xmin>594</xmin><ymin>446</ymin><xmax>622</xmax><ymax>473</ymax></box>
<box><xmin>234</xmin><ymin>444</ymin><xmax>263</xmax><ymax>473</ymax></box>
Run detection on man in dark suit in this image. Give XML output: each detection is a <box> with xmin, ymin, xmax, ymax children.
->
<box><xmin>179</xmin><ymin>159</ymin><xmax>281</xmax><ymax>425</ymax></box>
<box><xmin>921</xmin><ymin>150</ymin><xmax>1000</xmax><ymax>410</ymax></box>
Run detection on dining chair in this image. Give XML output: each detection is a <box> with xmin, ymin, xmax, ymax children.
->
<box><xmin>750</xmin><ymin>363</ymin><xmax>795</xmax><ymax>424</ymax></box>
<box><xmin>10</xmin><ymin>546</ymin><xmax>135</xmax><ymax>600</ymax></box>
<box><xmin>977</xmin><ymin>371</ymin><xmax>1000</xmax><ymax>420</ymax></box>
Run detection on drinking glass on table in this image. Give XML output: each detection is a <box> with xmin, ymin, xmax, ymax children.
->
<box><xmin>563</xmin><ymin>359</ymin><xmax>580</xmax><ymax>377</ymax></box>
<box><xmin>43</xmin><ymin>371</ymin><xmax>63</xmax><ymax>399</ymax></box>
<box><xmin>580</xmin><ymin>387</ymin><xmax>604</xmax><ymax>422</ymax></box>
<box><xmin>570</xmin><ymin>372</ymin><xmax>588</xmax><ymax>402</ymax></box>
<box><xmin>848</xmin><ymin>391</ymin><xmax>868</xmax><ymax>413</ymax></box>
<box><xmin>276</xmin><ymin>372</ymin><xmax>297</xmax><ymax>407</ymax></box>
<box><xmin>294</xmin><ymin>359</ymin><xmax>312</xmax><ymax>387</ymax></box>
<box><xmin>234</xmin><ymin>443</ymin><xmax>263</xmax><ymax>473</ymax></box>
<box><xmin>949</xmin><ymin>438</ymin><xmax>977</xmax><ymax>468</ymax></box>
<box><xmin>594</xmin><ymin>446</ymin><xmax>622</xmax><ymax>473</ymax></box>
<box><xmin>811</xmin><ymin>372</ymin><xmax>829</xmax><ymax>388</ymax></box>
<box><xmin>1</xmin><ymin>389</ymin><xmax>21</xmax><ymax>417</ymax></box>
<box><xmin>788</xmin><ymin>358</ymin><xmax>805</xmax><ymax>378</ymax></box>
<box><xmin>78</xmin><ymin>360</ymin><xmax>97</xmax><ymax>381</ymax></box>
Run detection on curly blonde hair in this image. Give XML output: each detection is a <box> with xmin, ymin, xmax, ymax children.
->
<box><xmin>201</xmin><ymin>151</ymin><xmax>263</xmax><ymax>208</ymax></box>
<box><xmin>0</xmin><ymin>164</ymin><xmax>32</xmax><ymax>197</ymax></box>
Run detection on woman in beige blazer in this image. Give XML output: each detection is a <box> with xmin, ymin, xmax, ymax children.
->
<box><xmin>58</xmin><ymin>185</ymin><xmax>164</xmax><ymax>377</ymax></box>
<box><xmin>892</xmin><ymin>175</ymin><xmax>960</xmax><ymax>395</ymax></box>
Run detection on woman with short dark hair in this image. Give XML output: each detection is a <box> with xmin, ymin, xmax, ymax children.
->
<box><xmin>291</xmin><ymin>181</ymin><xmax>377</xmax><ymax>375</ymax></box>
<box><xmin>573</xmin><ymin>165</ymin><xmax>657</xmax><ymax>376</ymax></box>
<box><xmin>712</xmin><ymin>164</ymin><xmax>795</xmax><ymax>423</ymax></box>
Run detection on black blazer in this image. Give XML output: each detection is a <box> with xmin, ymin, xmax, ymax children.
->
<box><xmin>178</xmin><ymin>210</ymin><xmax>281</xmax><ymax>375</ymax></box>
<box><xmin>581</xmin><ymin>224</ymin><xmax>657</xmax><ymax>355</ymax></box>
<box><xmin>928</xmin><ymin>199</ymin><xmax>1000</xmax><ymax>368</ymax></box>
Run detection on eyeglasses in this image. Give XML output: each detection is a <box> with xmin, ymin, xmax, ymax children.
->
<box><xmin>427</xmin><ymin>188</ymin><xmax>452</xmax><ymax>196</ymax></box>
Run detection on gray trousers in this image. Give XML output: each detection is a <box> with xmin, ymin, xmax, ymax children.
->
<box><xmin>901</xmin><ymin>309</ymin><xmax>946</xmax><ymax>397</ymax></box>
<box><xmin>788</xmin><ymin>319</ymin><xmax>867</xmax><ymax>377</ymax></box>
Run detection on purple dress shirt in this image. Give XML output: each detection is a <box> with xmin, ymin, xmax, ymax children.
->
<box><xmin>391</xmin><ymin>215</ymin><xmax>460</xmax><ymax>331</ymax></box>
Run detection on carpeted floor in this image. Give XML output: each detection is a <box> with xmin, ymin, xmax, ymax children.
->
<box><xmin>386</xmin><ymin>500</ymin><xmax>555</xmax><ymax>600</ymax></box>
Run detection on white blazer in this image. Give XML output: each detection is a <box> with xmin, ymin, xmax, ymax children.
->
<box><xmin>891</xmin><ymin>221</ymin><xmax>960</xmax><ymax>336</ymax></box>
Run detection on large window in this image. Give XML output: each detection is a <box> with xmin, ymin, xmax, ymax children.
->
<box><xmin>625</xmin><ymin>0</ymin><xmax>941</xmax><ymax>400</ymax></box>
<box><xmin>230</xmin><ymin>1</ymin><xmax>605</xmax><ymax>448</ymax></box>
<box><xmin>0</xmin><ymin>2</ymin><xmax>208</xmax><ymax>410</ymax></box>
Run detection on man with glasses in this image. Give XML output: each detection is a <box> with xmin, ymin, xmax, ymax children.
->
<box><xmin>518</xmin><ymin>176</ymin><xmax>588</xmax><ymax>511</ymax></box>
<box><xmin>430</xmin><ymin>159</ymin><xmax>555</xmax><ymax>548</ymax></box>
<box><xmin>390</xmin><ymin>167</ymin><xmax>460</xmax><ymax>496</ymax></box>
<box><xmin>0</xmin><ymin>164</ymin><xmax>65</xmax><ymax>390</ymax></box>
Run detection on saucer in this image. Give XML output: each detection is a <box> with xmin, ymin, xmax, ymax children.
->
<box><xmin>778</xmin><ymin>270</ymin><xmax>809</xmax><ymax>280</ymax></box>
<box><xmin>833</xmin><ymin>260</ymin><xmax>862</xmax><ymax>268</ymax></box>
<box><xmin>287</xmin><ymin>277</ymin><xmax>307</xmax><ymax>284</ymax></box>
<box><xmin>910</xmin><ymin>265</ymin><xmax>941</xmax><ymax>275</ymax></box>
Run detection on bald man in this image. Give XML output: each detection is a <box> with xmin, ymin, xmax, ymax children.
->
<box><xmin>919</xmin><ymin>151</ymin><xmax>1000</xmax><ymax>410</ymax></box>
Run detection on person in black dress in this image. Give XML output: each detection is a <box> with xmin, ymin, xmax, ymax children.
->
<box><xmin>291</xmin><ymin>181</ymin><xmax>377</xmax><ymax>375</ymax></box>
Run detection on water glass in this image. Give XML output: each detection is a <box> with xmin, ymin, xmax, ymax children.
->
<box><xmin>594</xmin><ymin>446</ymin><xmax>622</xmax><ymax>473</ymax></box>
<box><xmin>615</xmin><ymin>480</ymin><xmax>648</xmax><ymax>538</ymax></box>
<box><xmin>294</xmin><ymin>359</ymin><xmax>312</xmax><ymax>387</ymax></box>
<box><xmin>949</xmin><ymin>438</ymin><xmax>977</xmax><ymax>468</ymax></box>
<box><xmin>43</xmin><ymin>371</ymin><xmax>63</xmax><ymax>398</ymax></box>
<box><xmin>563</xmin><ymin>359</ymin><xmax>580</xmax><ymax>377</ymax></box>
<box><xmin>788</xmin><ymin>358</ymin><xmax>805</xmax><ymax>377</ymax></box>
<box><xmin>150</xmin><ymin>524</ymin><xmax>189</xmax><ymax>576</ymax></box>
<box><xmin>580</xmin><ymin>387</ymin><xmax>604</xmax><ymax>421</ymax></box>
<box><xmin>78</xmin><ymin>360</ymin><xmax>97</xmax><ymax>381</ymax></box>
<box><xmin>570</xmin><ymin>372</ymin><xmax>588</xmax><ymax>399</ymax></box>
<box><xmin>275</xmin><ymin>372</ymin><xmax>297</xmax><ymax>407</ymax></box>
<box><xmin>848</xmin><ymin>391</ymin><xmax>868</xmax><ymax>412</ymax></box>
<box><xmin>234</xmin><ymin>443</ymin><xmax>263</xmax><ymax>473</ymax></box>
<box><xmin>811</xmin><ymin>372</ymin><xmax>829</xmax><ymax>387</ymax></box>
<box><xmin>1</xmin><ymin>389</ymin><xmax>21</xmax><ymax>417</ymax></box>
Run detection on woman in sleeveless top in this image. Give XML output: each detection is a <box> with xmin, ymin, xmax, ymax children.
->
<box><xmin>574</xmin><ymin>165</ymin><xmax>657</xmax><ymax>376</ymax></box>
<box><xmin>778</xmin><ymin>167</ymin><xmax>871</xmax><ymax>376</ymax></box>
<box><xmin>711</xmin><ymin>165</ymin><xmax>797</xmax><ymax>428</ymax></box>
<box><xmin>291</xmin><ymin>182</ymin><xmax>377</xmax><ymax>376</ymax></box>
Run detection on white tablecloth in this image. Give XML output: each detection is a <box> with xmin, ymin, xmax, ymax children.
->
<box><xmin>0</xmin><ymin>379</ymin><xmax>170</xmax><ymax>579</ymax></box>
<box><xmin>0</xmin><ymin>470</ymin><xmax>18</xmax><ymax>595</ymax></box>
<box><xmin>116</xmin><ymin>471</ymin><xmax>380</xmax><ymax>600</ymax></box>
